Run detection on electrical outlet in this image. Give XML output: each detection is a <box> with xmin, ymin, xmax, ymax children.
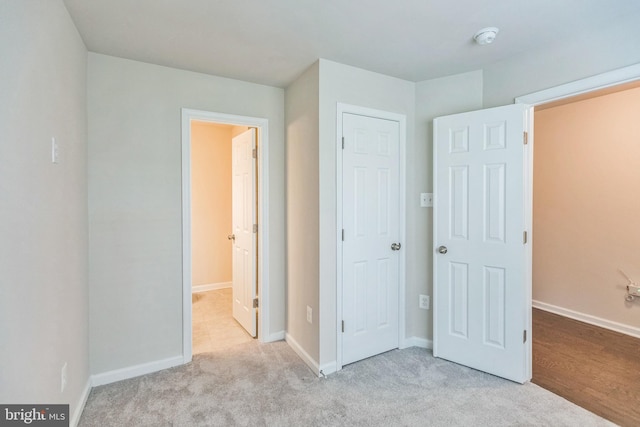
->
<box><xmin>306</xmin><ymin>306</ymin><xmax>312</xmax><ymax>323</ymax></box>
<box><xmin>61</xmin><ymin>362</ymin><xmax>67</xmax><ymax>393</ymax></box>
<box><xmin>420</xmin><ymin>193</ymin><xmax>433</xmax><ymax>208</ymax></box>
<box><xmin>419</xmin><ymin>294</ymin><xmax>430</xmax><ymax>310</ymax></box>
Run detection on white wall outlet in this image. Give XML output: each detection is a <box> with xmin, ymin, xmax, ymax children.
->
<box><xmin>51</xmin><ymin>137</ymin><xmax>59</xmax><ymax>164</ymax></box>
<box><xmin>306</xmin><ymin>306</ymin><xmax>312</xmax><ymax>323</ymax></box>
<box><xmin>420</xmin><ymin>193</ymin><xmax>433</xmax><ymax>208</ymax></box>
<box><xmin>61</xmin><ymin>362</ymin><xmax>68</xmax><ymax>393</ymax></box>
<box><xmin>419</xmin><ymin>294</ymin><xmax>430</xmax><ymax>310</ymax></box>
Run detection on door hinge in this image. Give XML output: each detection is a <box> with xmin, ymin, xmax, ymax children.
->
<box><xmin>341</xmin><ymin>136</ymin><xmax>345</xmax><ymax>149</ymax></box>
<box><xmin>252</xmin><ymin>148</ymin><xmax>257</xmax><ymax>159</ymax></box>
<box><xmin>523</xmin><ymin>329</ymin><xmax>527</xmax><ymax>343</ymax></box>
<box><xmin>523</xmin><ymin>131</ymin><xmax>528</xmax><ymax>145</ymax></box>
<box><xmin>253</xmin><ymin>224</ymin><xmax>258</xmax><ymax>233</ymax></box>
<box><xmin>341</xmin><ymin>229</ymin><xmax>345</xmax><ymax>241</ymax></box>
<box><xmin>523</xmin><ymin>231</ymin><xmax>528</xmax><ymax>244</ymax></box>
<box><xmin>341</xmin><ymin>320</ymin><xmax>345</xmax><ymax>333</ymax></box>
<box><xmin>253</xmin><ymin>297</ymin><xmax>259</xmax><ymax>308</ymax></box>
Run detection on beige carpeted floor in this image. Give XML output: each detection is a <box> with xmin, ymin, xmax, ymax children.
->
<box><xmin>78</xmin><ymin>290</ymin><xmax>613</xmax><ymax>426</ymax></box>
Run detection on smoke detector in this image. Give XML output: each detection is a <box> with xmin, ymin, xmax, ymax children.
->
<box><xmin>473</xmin><ymin>27</ymin><xmax>499</xmax><ymax>45</ymax></box>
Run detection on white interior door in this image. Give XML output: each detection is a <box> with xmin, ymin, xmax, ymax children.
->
<box><xmin>433</xmin><ymin>104</ymin><xmax>531</xmax><ymax>383</ymax></box>
<box><xmin>341</xmin><ymin>113</ymin><xmax>400</xmax><ymax>365</ymax></box>
<box><xmin>231</xmin><ymin>128</ymin><xmax>257</xmax><ymax>337</ymax></box>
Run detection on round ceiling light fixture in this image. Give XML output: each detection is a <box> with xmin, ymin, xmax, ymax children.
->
<box><xmin>473</xmin><ymin>27</ymin><xmax>499</xmax><ymax>45</ymax></box>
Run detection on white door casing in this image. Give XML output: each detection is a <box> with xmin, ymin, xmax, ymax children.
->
<box><xmin>182</xmin><ymin>109</ymin><xmax>270</xmax><ymax>365</ymax></box>
<box><xmin>433</xmin><ymin>103</ymin><xmax>531</xmax><ymax>383</ymax></box>
<box><xmin>232</xmin><ymin>129</ymin><xmax>257</xmax><ymax>337</ymax></box>
<box><xmin>341</xmin><ymin>112</ymin><xmax>401</xmax><ymax>366</ymax></box>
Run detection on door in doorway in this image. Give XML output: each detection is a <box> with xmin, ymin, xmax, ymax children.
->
<box><xmin>231</xmin><ymin>128</ymin><xmax>257</xmax><ymax>337</ymax></box>
<box><xmin>341</xmin><ymin>113</ymin><xmax>401</xmax><ymax>365</ymax></box>
<box><xmin>433</xmin><ymin>104</ymin><xmax>530</xmax><ymax>383</ymax></box>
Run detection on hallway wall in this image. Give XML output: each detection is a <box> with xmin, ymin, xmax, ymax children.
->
<box><xmin>88</xmin><ymin>53</ymin><xmax>285</xmax><ymax>375</ymax></box>
<box><xmin>191</xmin><ymin>122</ymin><xmax>232</xmax><ymax>288</ymax></box>
<box><xmin>533</xmin><ymin>86</ymin><xmax>640</xmax><ymax>331</ymax></box>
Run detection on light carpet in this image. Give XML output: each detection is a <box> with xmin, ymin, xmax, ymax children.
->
<box><xmin>79</xmin><ymin>341</ymin><xmax>614</xmax><ymax>426</ymax></box>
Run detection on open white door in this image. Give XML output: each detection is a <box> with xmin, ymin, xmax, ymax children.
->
<box><xmin>341</xmin><ymin>112</ymin><xmax>400</xmax><ymax>365</ymax></box>
<box><xmin>231</xmin><ymin>128</ymin><xmax>257</xmax><ymax>337</ymax></box>
<box><xmin>433</xmin><ymin>104</ymin><xmax>531</xmax><ymax>383</ymax></box>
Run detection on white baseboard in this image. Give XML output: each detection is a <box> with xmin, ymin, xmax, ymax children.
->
<box><xmin>533</xmin><ymin>300</ymin><xmax>640</xmax><ymax>339</ymax></box>
<box><xmin>285</xmin><ymin>333</ymin><xmax>321</xmax><ymax>376</ymax></box>
<box><xmin>264</xmin><ymin>330</ymin><xmax>285</xmax><ymax>342</ymax></box>
<box><xmin>402</xmin><ymin>336</ymin><xmax>433</xmax><ymax>349</ymax></box>
<box><xmin>192</xmin><ymin>282</ymin><xmax>231</xmax><ymax>293</ymax></box>
<box><xmin>70</xmin><ymin>378</ymin><xmax>92</xmax><ymax>427</ymax></box>
<box><xmin>91</xmin><ymin>355</ymin><xmax>184</xmax><ymax>387</ymax></box>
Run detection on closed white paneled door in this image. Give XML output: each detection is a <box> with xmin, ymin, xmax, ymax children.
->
<box><xmin>341</xmin><ymin>113</ymin><xmax>400</xmax><ymax>365</ymax></box>
<box><xmin>232</xmin><ymin>128</ymin><xmax>257</xmax><ymax>337</ymax></box>
<box><xmin>433</xmin><ymin>104</ymin><xmax>531</xmax><ymax>383</ymax></box>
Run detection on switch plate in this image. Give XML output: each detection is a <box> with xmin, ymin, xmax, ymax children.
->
<box><xmin>420</xmin><ymin>193</ymin><xmax>433</xmax><ymax>208</ymax></box>
<box><xmin>51</xmin><ymin>137</ymin><xmax>59</xmax><ymax>164</ymax></box>
<box><xmin>306</xmin><ymin>306</ymin><xmax>312</xmax><ymax>323</ymax></box>
<box><xmin>419</xmin><ymin>294</ymin><xmax>430</xmax><ymax>310</ymax></box>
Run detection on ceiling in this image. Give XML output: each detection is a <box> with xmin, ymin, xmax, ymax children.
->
<box><xmin>63</xmin><ymin>0</ymin><xmax>640</xmax><ymax>88</ymax></box>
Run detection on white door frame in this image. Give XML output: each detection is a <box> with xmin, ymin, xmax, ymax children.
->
<box><xmin>515</xmin><ymin>63</ymin><xmax>640</xmax><ymax>106</ymax></box>
<box><xmin>181</xmin><ymin>108</ymin><xmax>270</xmax><ymax>363</ymax></box>
<box><xmin>335</xmin><ymin>103</ymin><xmax>407</xmax><ymax>371</ymax></box>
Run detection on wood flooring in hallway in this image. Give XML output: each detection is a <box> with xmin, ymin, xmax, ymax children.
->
<box><xmin>532</xmin><ymin>308</ymin><xmax>640</xmax><ymax>427</ymax></box>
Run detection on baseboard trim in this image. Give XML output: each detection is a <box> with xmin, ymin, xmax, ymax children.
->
<box><xmin>192</xmin><ymin>282</ymin><xmax>231</xmax><ymax>293</ymax></box>
<box><xmin>533</xmin><ymin>300</ymin><xmax>640</xmax><ymax>339</ymax></box>
<box><xmin>70</xmin><ymin>378</ymin><xmax>91</xmax><ymax>427</ymax></box>
<box><xmin>91</xmin><ymin>355</ymin><xmax>184</xmax><ymax>387</ymax></box>
<box><xmin>264</xmin><ymin>330</ymin><xmax>285</xmax><ymax>342</ymax></box>
<box><xmin>285</xmin><ymin>333</ymin><xmax>320</xmax><ymax>376</ymax></box>
<box><xmin>403</xmin><ymin>336</ymin><xmax>433</xmax><ymax>349</ymax></box>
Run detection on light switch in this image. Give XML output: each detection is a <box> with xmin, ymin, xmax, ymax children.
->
<box><xmin>420</xmin><ymin>193</ymin><xmax>433</xmax><ymax>208</ymax></box>
<box><xmin>51</xmin><ymin>137</ymin><xmax>59</xmax><ymax>164</ymax></box>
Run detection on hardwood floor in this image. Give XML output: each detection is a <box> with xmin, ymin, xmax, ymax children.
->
<box><xmin>532</xmin><ymin>308</ymin><xmax>640</xmax><ymax>427</ymax></box>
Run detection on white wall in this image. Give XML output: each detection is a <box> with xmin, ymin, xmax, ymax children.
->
<box><xmin>317</xmin><ymin>60</ymin><xmax>416</xmax><ymax>368</ymax></box>
<box><xmin>483</xmin><ymin>12</ymin><xmax>640</xmax><ymax>107</ymax></box>
<box><xmin>412</xmin><ymin>70</ymin><xmax>484</xmax><ymax>341</ymax></box>
<box><xmin>88</xmin><ymin>53</ymin><xmax>285</xmax><ymax>375</ymax></box>
<box><xmin>285</xmin><ymin>62</ymin><xmax>321</xmax><ymax>363</ymax></box>
<box><xmin>0</xmin><ymin>0</ymin><xmax>89</xmax><ymax>422</ymax></box>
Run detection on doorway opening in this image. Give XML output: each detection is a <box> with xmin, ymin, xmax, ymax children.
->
<box><xmin>516</xmin><ymin>65</ymin><xmax>640</xmax><ymax>425</ymax></box>
<box><xmin>181</xmin><ymin>109</ymin><xmax>270</xmax><ymax>363</ymax></box>
<box><xmin>190</xmin><ymin>122</ymin><xmax>257</xmax><ymax>354</ymax></box>
<box><xmin>516</xmin><ymin>67</ymin><xmax>640</xmax><ymax>331</ymax></box>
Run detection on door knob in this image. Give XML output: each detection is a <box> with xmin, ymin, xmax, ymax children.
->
<box><xmin>391</xmin><ymin>243</ymin><xmax>402</xmax><ymax>251</ymax></box>
<box><xmin>437</xmin><ymin>245</ymin><xmax>448</xmax><ymax>254</ymax></box>
<box><xmin>228</xmin><ymin>234</ymin><xmax>235</xmax><ymax>241</ymax></box>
